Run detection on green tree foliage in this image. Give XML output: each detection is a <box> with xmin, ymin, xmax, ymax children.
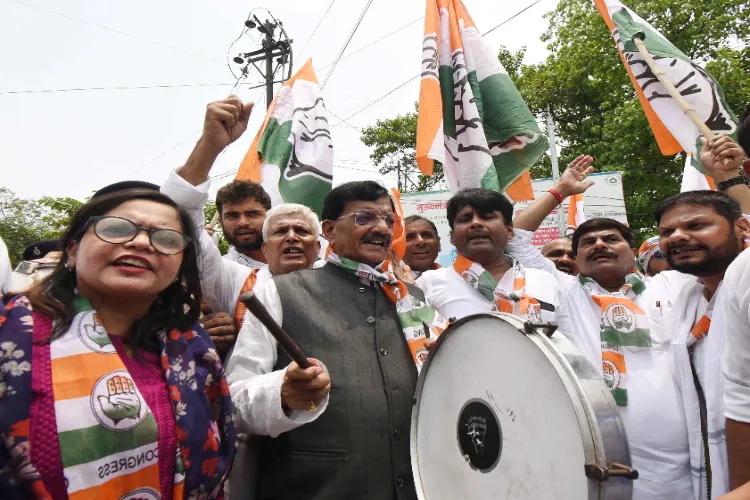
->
<box><xmin>361</xmin><ymin>106</ymin><xmax>446</xmax><ymax>192</ymax></box>
<box><xmin>513</xmin><ymin>0</ymin><xmax>749</xmax><ymax>238</ymax></box>
<box><xmin>0</xmin><ymin>188</ymin><xmax>83</xmax><ymax>266</ymax></box>
<box><xmin>361</xmin><ymin>0</ymin><xmax>748</xmax><ymax>239</ymax></box>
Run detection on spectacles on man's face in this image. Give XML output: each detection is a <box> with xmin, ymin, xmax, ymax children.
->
<box><xmin>85</xmin><ymin>216</ymin><xmax>192</xmax><ymax>255</ymax></box>
<box><xmin>336</xmin><ymin>209</ymin><xmax>398</xmax><ymax>229</ymax></box>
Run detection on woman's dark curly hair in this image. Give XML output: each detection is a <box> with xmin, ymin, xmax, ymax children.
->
<box><xmin>28</xmin><ymin>188</ymin><xmax>203</xmax><ymax>354</ymax></box>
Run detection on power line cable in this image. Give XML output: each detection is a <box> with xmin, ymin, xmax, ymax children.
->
<box><xmin>298</xmin><ymin>0</ymin><xmax>337</xmax><ymax>58</ymax></box>
<box><xmin>0</xmin><ymin>82</ymin><xmax>264</xmax><ymax>96</ymax></box>
<box><xmin>320</xmin><ymin>0</ymin><xmax>376</xmax><ymax>89</ymax></box>
<box><xmin>482</xmin><ymin>0</ymin><xmax>544</xmax><ymax>36</ymax></box>
<box><xmin>318</xmin><ymin>16</ymin><xmax>423</xmax><ymax>71</ymax></box>
<box><xmin>329</xmin><ymin>0</ymin><xmax>545</xmax><ymax>129</ymax></box>
<box><xmin>8</xmin><ymin>0</ymin><xmax>223</xmax><ymax>65</ymax></box>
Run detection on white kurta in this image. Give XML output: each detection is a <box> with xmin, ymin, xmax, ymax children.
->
<box><xmin>722</xmin><ymin>247</ymin><xmax>750</xmax><ymax>424</ymax></box>
<box><xmin>0</xmin><ymin>237</ymin><xmax>10</xmax><ymax>295</ymax></box>
<box><xmin>161</xmin><ymin>171</ymin><xmax>260</xmax><ymax>317</ymax></box>
<box><xmin>224</xmin><ymin>247</ymin><xmax>266</xmax><ymax>270</ymax></box>
<box><xmin>226</xmin><ymin>276</ymin><xmax>329</xmax><ymax>437</ymax></box>
<box><xmin>507</xmin><ymin>228</ymin><xmax>694</xmax><ymax>499</ymax></box>
<box><xmin>415</xmin><ymin>257</ymin><xmax>578</xmax><ymax>343</ymax></box>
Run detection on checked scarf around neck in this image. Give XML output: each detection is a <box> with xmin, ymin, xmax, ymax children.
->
<box><xmin>579</xmin><ymin>271</ymin><xmax>651</xmax><ymax>406</ymax></box>
<box><xmin>326</xmin><ymin>251</ymin><xmax>448</xmax><ymax>372</ymax></box>
<box><xmin>452</xmin><ymin>255</ymin><xmax>543</xmax><ymax>322</ymax></box>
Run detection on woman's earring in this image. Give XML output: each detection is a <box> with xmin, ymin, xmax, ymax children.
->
<box><xmin>65</xmin><ymin>261</ymin><xmax>75</xmax><ymax>271</ymax></box>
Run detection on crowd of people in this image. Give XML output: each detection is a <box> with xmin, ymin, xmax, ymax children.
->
<box><xmin>0</xmin><ymin>96</ymin><xmax>749</xmax><ymax>500</ymax></box>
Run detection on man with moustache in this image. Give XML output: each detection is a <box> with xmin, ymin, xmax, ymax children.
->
<box><xmin>541</xmin><ymin>237</ymin><xmax>578</xmax><ymax>275</ymax></box>
<box><xmin>509</xmin><ymin>140</ymin><xmax>749</xmax><ymax>499</ymax></box>
<box><xmin>403</xmin><ymin>215</ymin><xmax>441</xmax><ymax>278</ymax></box>
<box><xmin>227</xmin><ymin>180</ymin><xmax>446</xmax><ymax>500</ymax></box>
<box><xmin>415</xmin><ymin>188</ymin><xmax>576</xmax><ymax>337</ymax></box>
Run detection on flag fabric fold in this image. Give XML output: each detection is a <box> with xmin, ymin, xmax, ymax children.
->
<box><xmin>237</xmin><ymin>59</ymin><xmax>333</xmax><ymax>216</ymax></box>
<box><xmin>594</xmin><ymin>0</ymin><xmax>738</xmax><ymax>175</ymax></box>
<box><xmin>566</xmin><ymin>193</ymin><xmax>586</xmax><ymax>235</ymax></box>
<box><xmin>680</xmin><ymin>152</ymin><xmax>716</xmax><ymax>192</ymax></box>
<box><xmin>416</xmin><ymin>0</ymin><xmax>547</xmax><ymax>198</ymax></box>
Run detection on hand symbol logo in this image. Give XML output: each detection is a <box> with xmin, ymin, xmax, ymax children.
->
<box><xmin>96</xmin><ymin>375</ymin><xmax>142</xmax><ymax>426</ymax></box>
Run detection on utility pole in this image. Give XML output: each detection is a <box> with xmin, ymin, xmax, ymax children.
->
<box><xmin>547</xmin><ymin>106</ymin><xmax>565</xmax><ymax>237</ymax></box>
<box><xmin>232</xmin><ymin>13</ymin><xmax>293</xmax><ymax>107</ymax></box>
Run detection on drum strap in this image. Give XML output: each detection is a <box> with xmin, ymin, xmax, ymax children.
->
<box><xmin>452</xmin><ymin>255</ymin><xmax>543</xmax><ymax>322</ymax></box>
<box><xmin>580</xmin><ymin>272</ymin><xmax>651</xmax><ymax>407</ymax></box>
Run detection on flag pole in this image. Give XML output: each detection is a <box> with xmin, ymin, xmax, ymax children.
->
<box><xmin>633</xmin><ymin>38</ymin><xmax>728</xmax><ymax>166</ymax></box>
<box><xmin>633</xmin><ymin>38</ymin><xmax>715</xmax><ymax>141</ymax></box>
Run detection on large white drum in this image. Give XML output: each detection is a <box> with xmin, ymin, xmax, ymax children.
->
<box><xmin>411</xmin><ymin>313</ymin><xmax>637</xmax><ymax>499</ymax></box>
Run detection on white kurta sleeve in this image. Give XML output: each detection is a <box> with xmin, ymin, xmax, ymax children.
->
<box><xmin>722</xmin><ymin>249</ymin><xmax>750</xmax><ymax>423</ymax></box>
<box><xmin>506</xmin><ymin>228</ymin><xmax>559</xmax><ymax>276</ymax></box>
<box><xmin>225</xmin><ymin>280</ymin><xmax>329</xmax><ymax>437</ymax></box>
<box><xmin>161</xmin><ymin>170</ymin><xmax>251</xmax><ymax>316</ymax></box>
<box><xmin>0</xmin><ymin>237</ymin><xmax>11</xmax><ymax>295</ymax></box>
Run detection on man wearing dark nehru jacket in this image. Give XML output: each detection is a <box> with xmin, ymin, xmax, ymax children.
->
<box><xmin>227</xmin><ymin>180</ymin><xmax>447</xmax><ymax>500</ymax></box>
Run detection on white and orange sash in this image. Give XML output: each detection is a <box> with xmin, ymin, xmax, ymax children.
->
<box><xmin>452</xmin><ymin>255</ymin><xmax>542</xmax><ymax>321</ymax></box>
<box><xmin>580</xmin><ymin>272</ymin><xmax>651</xmax><ymax>407</ymax></box>
<box><xmin>50</xmin><ymin>296</ymin><xmax>184</xmax><ymax>500</ymax></box>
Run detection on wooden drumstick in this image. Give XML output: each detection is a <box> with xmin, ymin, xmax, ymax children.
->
<box><xmin>239</xmin><ymin>291</ymin><xmax>311</xmax><ymax>369</ymax></box>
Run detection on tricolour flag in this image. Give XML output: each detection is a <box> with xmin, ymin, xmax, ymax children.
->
<box><xmin>416</xmin><ymin>0</ymin><xmax>547</xmax><ymax>200</ymax></box>
<box><xmin>566</xmin><ymin>193</ymin><xmax>586</xmax><ymax>235</ymax></box>
<box><xmin>237</xmin><ymin>59</ymin><xmax>333</xmax><ymax>216</ymax></box>
<box><xmin>594</xmin><ymin>0</ymin><xmax>738</xmax><ymax>174</ymax></box>
<box><xmin>680</xmin><ymin>152</ymin><xmax>716</xmax><ymax>193</ymax></box>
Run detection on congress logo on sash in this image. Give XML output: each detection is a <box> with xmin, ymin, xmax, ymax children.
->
<box><xmin>461</xmin><ymin>270</ymin><xmax>479</xmax><ymax>286</ymax></box>
<box><xmin>602</xmin><ymin>358</ymin><xmax>621</xmax><ymax>390</ymax></box>
<box><xmin>604</xmin><ymin>303</ymin><xmax>636</xmax><ymax>333</ymax></box>
<box><xmin>119</xmin><ymin>487</ymin><xmax>160</xmax><ymax>500</ymax></box>
<box><xmin>91</xmin><ymin>370</ymin><xmax>147</xmax><ymax>431</ymax></box>
<box><xmin>77</xmin><ymin>310</ymin><xmax>116</xmax><ymax>353</ymax></box>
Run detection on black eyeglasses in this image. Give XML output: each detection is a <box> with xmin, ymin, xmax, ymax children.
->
<box><xmin>337</xmin><ymin>210</ymin><xmax>398</xmax><ymax>229</ymax></box>
<box><xmin>85</xmin><ymin>216</ymin><xmax>192</xmax><ymax>255</ymax></box>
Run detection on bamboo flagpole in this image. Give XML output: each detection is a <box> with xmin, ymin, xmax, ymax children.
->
<box><xmin>633</xmin><ymin>37</ymin><xmax>727</xmax><ymax>165</ymax></box>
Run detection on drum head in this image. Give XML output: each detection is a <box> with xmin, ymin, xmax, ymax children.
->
<box><xmin>412</xmin><ymin>314</ymin><xmax>597</xmax><ymax>499</ymax></box>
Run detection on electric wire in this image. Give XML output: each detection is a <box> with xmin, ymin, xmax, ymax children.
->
<box><xmin>298</xmin><ymin>0</ymin><xmax>337</xmax><ymax>58</ymax></box>
<box><xmin>8</xmin><ymin>0</ymin><xmax>223</xmax><ymax>65</ymax></box>
<box><xmin>320</xmin><ymin>0</ymin><xmax>376</xmax><ymax>89</ymax></box>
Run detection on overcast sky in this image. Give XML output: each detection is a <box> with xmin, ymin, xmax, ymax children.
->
<box><xmin>1</xmin><ymin>0</ymin><xmax>556</xmax><ymax>201</ymax></box>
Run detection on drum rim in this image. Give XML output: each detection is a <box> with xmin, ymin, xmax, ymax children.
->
<box><xmin>410</xmin><ymin>312</ymin><xmax>609</xmax><ymax>499</ymax></box>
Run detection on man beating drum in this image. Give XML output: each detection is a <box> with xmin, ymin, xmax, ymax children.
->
<box><xmin>507</xmin><ymin>144</ymin><xmax>750</xmax><ymax>500</ymax></box>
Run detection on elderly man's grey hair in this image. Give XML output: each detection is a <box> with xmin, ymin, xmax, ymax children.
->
<box><xmin>261</xmin><ymin>203</ymin><xmax>322</xmax><ymax>240</ymax></box>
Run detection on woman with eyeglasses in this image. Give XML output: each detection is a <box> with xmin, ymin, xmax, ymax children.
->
<box><xmin>0</xmin><ymin>189</ymin><xmax>235</xmax><ymax>499</ymax></box>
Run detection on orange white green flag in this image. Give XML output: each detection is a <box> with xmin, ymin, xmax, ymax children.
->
<box><xmin>416</xmin><ymin>0</ymin><xmax>547</xmax><ymax>196</ymax></box>
<box><xmin>237</xmin><ymin>59</ymin><xmax>333</xmax><ymax>216</ymax></box>
<box><xmin>593</xmin><ymin>0</ymin><xmax>738</xmax><ymax>174</ymax></box>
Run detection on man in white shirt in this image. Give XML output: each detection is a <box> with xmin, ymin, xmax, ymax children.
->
<box><xmin>403</xmin><ymin>215</ymin><xmax>441</xmax><ymax>278</ymax></box>
<box><xmin>510</xmin><ymin>140</ymin><xmax>750</xmax><ymax>499</ymax></box>
<box><xmin>217</xmin><ymin>180</ymin><xmax>271</xmax><ymax>270</ymax></box>
<box><xmin>721</xmin><ymin>248</ymin><xmax>750</xmax><ymax>492</ymax></box>
<box><xmin>415</xmin><ymin>188</ymin><xmax>575</xmax><ymax>339</ymax></box>
<box><xmin>509</xmin><ymin>155</ymin><xmax>695</xmax><ymax>499</ymax></box>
